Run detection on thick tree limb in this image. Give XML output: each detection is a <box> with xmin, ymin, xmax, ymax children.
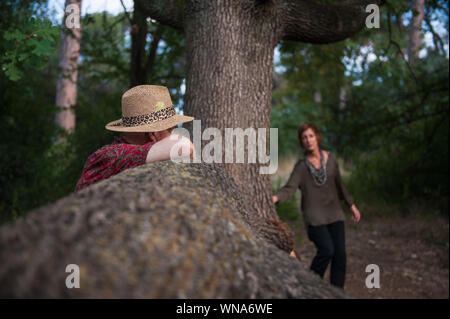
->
<box><xmin>135</xmin><ymin>0</ymin><xmax>184</xmax><ymax>31</ymax></box>
<box><xmin>0</xmin><ymin>162</ymin><xmax>348</xmax><ymax>298</ymax></box>
<box><xmin>281</xmin><ymin>0</ymin><xmax>385</xmax><ymax>43</ymax></box>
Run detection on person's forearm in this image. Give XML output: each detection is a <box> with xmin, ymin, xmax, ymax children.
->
<box><xmin>275</xmin><ymin>166</ymin><xmax>301</xmax><ymax>204</ymax></box>
<box><xmin>146</xmin><ymin>134</ymin><xmax>193</xmax><ymax>163</ymax></box>
<box><xmin>350</xmin><ymin>204</ymin><xmax>361</xmax><ymax>223</ymax></box>
<box><xmin>275</xmin><ymin>186</ymin><xmax>295</xmax><ymax>204</ymax></box>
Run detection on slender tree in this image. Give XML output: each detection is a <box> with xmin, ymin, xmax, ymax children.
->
<box><xmin>129</xmin><ymin>0</ymin><xmax>164</xmax><ymax>87</ymax></box>
<box><xmin>136</xmin><ymin>0</ymin><xmax>384</xmax><ymax>220</ymax></box>
<box><xmin>55</xmin><ymin>0</ymin><xmax>82</xmax><ymax>134</ymax></box>
<box><xmin>408</xmin><ymin>0</ymin><xmax>425</xmax><ymax>63</ymax></box>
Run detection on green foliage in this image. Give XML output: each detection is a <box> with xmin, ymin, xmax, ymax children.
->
<box><xmin>273</xmin><ymin>178</ymin><xmax>299</xmax><ymax>221</ymax></box>
<box><xmin>272</xmin><ymin>177</ymin><xmax>305</xmax><ymax>245</ymax></box>
<box><xmin>0</xmin><ymin>0</ymin><xmax>59</xmax><ymax>222</ymax></box>
<box><xmin>272</xmin><ymin>3</ymin><xmax>449</xmax><ymax>215</ymax></box>
<box><xmin>145</xmin><ymin>22</ymin><xmax>186</xmax><ymax>105</ymax></box>
<box><xmin>0</xmin><ymin>65</ymin><xmax>58</xmax><ymax>222</ymax></box>
<box><xmin>80</xmin><ymin>12</ymin><xmax>130</xmax><ymax>85</ymax></box>
<box><xmin>0</xmin><ymin>4</ymin><xmax>187</xmax><ymax>223</ymax></box>
<box><xmin>272</xmin><ymin>38</ymin><xmax>352</xmax><ymax>157</ymax></box>
<box><xmin>1</xmin><ymin>17</ymin><xmax>58</xmax><ymax>81</ymax></box>
<box><xmin>80</xmin><ymin>11</ymin><xmax>186</xmax><ymax>103</ymax></box>
<box><xmin>343</xmin><ymin>50</ymin><xmax>449</xmax><ymax>214</ymax></box>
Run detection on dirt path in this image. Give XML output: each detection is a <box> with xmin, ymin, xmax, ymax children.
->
<box><xmin>291</xmin><ymin>214</ymin><xmax>449</xmax><ymax>299</ymax></box>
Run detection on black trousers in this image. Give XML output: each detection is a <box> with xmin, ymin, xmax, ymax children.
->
<box><xmin>307</xmin><ymin>220</ymin><xmax>346</xmax><ymax>288</ymax></box>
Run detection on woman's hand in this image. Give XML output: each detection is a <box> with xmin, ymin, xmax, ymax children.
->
<box><xmin>272</xmin><ymin>195</ymin><xmax>278</xmax><ymax>204</ymax></box>
<box><xmin>350</xmin><ymin>204</ymin><xmax>361</xmax><ymax>223</ymax></box>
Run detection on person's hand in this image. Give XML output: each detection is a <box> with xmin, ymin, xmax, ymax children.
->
<box><xmin>272</xmin><ymin>195</ymin><xmax>278</xmax><ymax>204</ymax></box>
<box><xmin>350</xmin><ymin>204</ymin><xmax>361</xmax><ymax>223</ymax></box>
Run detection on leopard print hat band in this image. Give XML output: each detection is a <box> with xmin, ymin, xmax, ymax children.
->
<box><xmin>112</xmin><ymin>105</ymin><xmax>176</xmax><ymax>127</ymax></box>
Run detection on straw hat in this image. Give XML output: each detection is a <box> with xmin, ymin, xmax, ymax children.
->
<box><xmin>105</xmin><ymin>85</ymin><xmax>194</xmax><ymax>132</ymax></box>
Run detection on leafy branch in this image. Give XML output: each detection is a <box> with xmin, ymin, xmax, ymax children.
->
<box><xmin>1</xmin><ymin>18</ymin><xmax>58</xmax><ymax>81</ymax></box>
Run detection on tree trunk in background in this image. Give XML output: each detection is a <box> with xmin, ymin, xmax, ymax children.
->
<box><xmin>408</xmin><ymin>0</ymin><xmax>425</xmax><ymax>63</ymax></box>
<box><xmin>55</xmin><ymin>0</ymin><xmax>82</xmax><ymax>134</ymax></box>
<box><xmin>395</xmin><ymin>13</ymin><xmax>406</xmax><ymax>34</ymax></box>
<box><xmin>395</xmin><ymin>14</ymin><xmax>406</xmax><ymax>60</ymax></box>
<box><xmin>129</xmin><ymin>1</ymin><xmax>164</xmax><ymax>87</ymax></box>
<box><xmin>139</xmin><ymin>0</ymin><xmax>384</xmax><ymax>220</ymax></box>
<box><xmin>339</xmin><ymin>86</ymin><xmax>347</xmax><ymax>110</ymax></box>
<box><xmin>314</xmin><ymin>90</ymin><xmax>322</xmax><ymax>104</ymax></box>
<box><xmin>130</xmin><ymin>1</ymin><xmax>148</xmax><ymax>87</ymax></box>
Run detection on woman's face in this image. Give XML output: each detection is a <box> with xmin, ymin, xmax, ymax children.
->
<box><xmin>301</xmin><ymin>128</ymin><xmax>318</xmax><ymax>151</ymax></box>
<box><xmin>146</xmin><ymin>129</ymin><xmax>173</xmax><ymax>143</ymax></box>
<box><xmin>154</xmin><ymin>129</ymin><xmax>172</xmax><ymax>141</ymax></box>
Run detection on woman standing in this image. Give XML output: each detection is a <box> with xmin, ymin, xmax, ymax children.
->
<box><xmin>272</xmin><ymin>123</ymin><xmax>361</xmax><ymax>288</ymax></box>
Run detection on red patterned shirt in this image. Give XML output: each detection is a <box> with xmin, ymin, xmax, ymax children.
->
<box><xmin>75</xmin><ymin>136</ymin><xmax>155</xmax><ymax>192</ymax></box>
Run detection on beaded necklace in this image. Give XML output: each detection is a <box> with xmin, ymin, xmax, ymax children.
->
<box><xmin>305</xmin><ymin>150</ymin><xmax>327</xmax><ymax>186</ymax></box>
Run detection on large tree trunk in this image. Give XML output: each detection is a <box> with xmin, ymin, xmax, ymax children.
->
<box><xmin>183</xmin><ymin>1</ymin><xmax>282</xmax><ymax>220</ymax></box>
<box><xmin>408</xmin><ymin>0</ymin><xmax>425</xmax><ymax>63</ymax></box>
<box><xmin>55</xmin><ymin>0</ymin><xmax>82</xmax><ymax>134</ymax></box>
<box><xmin>138</xmin><ymin>0</ymin><xmax>384</xmax><ymax>220</ymax></box>
<box><xmin>0</xmin><ymin>162</ymin><xmax>346</xmax><ymax>298</ymax></box>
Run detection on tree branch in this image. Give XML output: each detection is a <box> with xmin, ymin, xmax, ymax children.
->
<box><xmin>144</xmin><ymin>30</ymin><xmax>163</xmax><ymax>82</ymax></box>
<box><xmin>119</xmin><ymin>0</ymin><xmax>133</xmax><ymax>25</ymax></box>
<box><xmin>383</xmin><ymin>11</ymin><xmax>418</xmax><ymax>84</ymax></box>
<box><xmin>424</xmin><ymin>9</ymin><xmax>446</xmax><ymax>55</ymax></box>
<box><xmin>281</xmin><ymin>0</ymin><xmax>385</xmax><ymax>43</ymax></box>
<box><xmin>135</xmin><ymin>0</ymin><xmax>184</xmax><ymax>32</ymax></box>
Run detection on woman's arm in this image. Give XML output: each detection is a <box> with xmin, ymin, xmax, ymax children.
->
<box><xmin>146</xmin><ymin>133</ymin><xmax>194</xmax><ymax>163</ymax></box>
<box><xmin>273</xmin><ymin>161</ymin><xmax>301</xmax><ymax>204</ymax></box>
<box><xmin>350</xmin><ymin>204</ymin><xmax>361</xmax><ymax>223</ymax></box>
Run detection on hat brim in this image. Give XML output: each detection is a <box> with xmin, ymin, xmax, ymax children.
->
<box><xmin>105</xmin><ymin>114</ymin><xmax>194</xmax><ymax>132</ymax></box>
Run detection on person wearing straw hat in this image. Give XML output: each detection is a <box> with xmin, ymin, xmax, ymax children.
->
<box><xmin>75</xmin><ymin>85</ymin><xmax>194</xmax><ymax>192</ymax></box>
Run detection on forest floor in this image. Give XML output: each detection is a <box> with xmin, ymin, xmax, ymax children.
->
<box><xmin>288</xmin><ymin>213</ymin><xmax>449</xmax><ymax>299</ymax></box>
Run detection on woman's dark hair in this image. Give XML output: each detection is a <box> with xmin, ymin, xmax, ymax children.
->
<box><xmin>297</xmin><ymin>123</ymin><xmax>322</xmax><ymax>149</ymax></box>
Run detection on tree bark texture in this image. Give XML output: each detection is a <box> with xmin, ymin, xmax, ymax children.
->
<box><xmin>138</xmin><ymin>0</ymin><xmax>384</xmax><ymax>221</ymax></box>
<box><xmin>183</xmin><ymin>1</ymin><xmax>283</xmax><ymax>221</ymax></box>
<box><xmin>0</xmin><ymin>162</ymin><xmax>348</xmax><ymax>298</ymax></box>
<box><xmin>55</xmin><ymin>0</ymin><xmax>82</xmax><ymax>134</ymax></box>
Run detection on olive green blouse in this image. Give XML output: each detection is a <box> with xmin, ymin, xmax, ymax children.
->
<box><xmin>275</xmin><ymin>152</ymin><xmax>354</xmax><ymax>227</ymax></box>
